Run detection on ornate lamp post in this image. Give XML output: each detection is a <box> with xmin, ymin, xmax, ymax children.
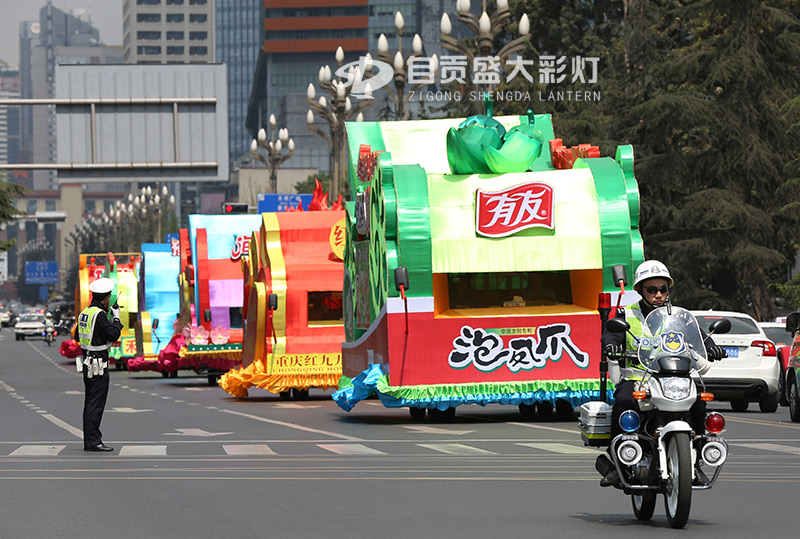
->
<box><xmin>306</xmin><ymin>46</ymin><xmax>373</xmax><ymax>199</ymax></box>
<box><xmin>376</xmin><ymin>11</ymin><xmax>438</xmax><ymax>120</ymax></box>
<box><xmin>250</xmin><ymin>114</ymin><xmax>295</xmax><ymax>194</ymax></box>
<box><xmin>439</xmin><ymin>0</ymin><xmax>531</xmax><ymax>100</ymax></box>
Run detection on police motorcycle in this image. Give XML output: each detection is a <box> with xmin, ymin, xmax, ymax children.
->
<box><xmin>43</xmin><ymin>314</ymin><xmax>56</xmax><ymax>346</ymax></box>
<box><xmin>592</xmin><ymin>305</ymin><xmax>730</xmax><ymax>529</ymax></box>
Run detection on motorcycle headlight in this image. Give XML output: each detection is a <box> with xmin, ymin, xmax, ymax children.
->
<box><xmin>659</xmin><ymin>377</ymin><xmax>693</xmax><ymax>400</ymax></box>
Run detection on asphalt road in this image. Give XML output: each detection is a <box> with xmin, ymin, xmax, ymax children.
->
<box><xmin>1</xmin><ymin>330</ymin><xmax>799</xmax><ymax>538</ymax></box>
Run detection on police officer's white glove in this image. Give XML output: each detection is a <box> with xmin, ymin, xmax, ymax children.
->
<box><xmin>110</xmin><ymin>306</ymin><xmax>120</xmax><ymax>320</ymax></box>
<box><xmin>76</xmin><ymin>356</ymin><xmax>83</xmax><ymax>373</ymax></box>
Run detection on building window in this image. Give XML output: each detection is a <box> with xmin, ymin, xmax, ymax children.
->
<box><xmin>189</xmin><ymin>0</ymin><xmax>207</xmax><ymax>4</ymax></box>
<box><xmin>45</xmin><ymin>200</ymin><xmax>56</xmax><ymax>211</ymax></box>
<box><xmin>84</xmin><ymin>200</ymin><xmax>96</xmax><ymax>213</ymax></box>
<box><xmin>189</xmin><ymin>13</ymin><xmax>207</xmax><ymax>23</ymax></box>
<box><xmin>137</xmin><ymin>31</ymin><xmax>161</xmax><ymax>40</ymax></box>
<box><xmin>189</xmin><ymin>31</ymin><xmax>207</xmax><ymax>40</ymax></box>
<box><xmin>167</xmin><ymin>46</ymin><xmax>185</xmax><ymax>55</ymax></box>
<box><xmin>137</xmin><ymin>13</ymin><xmax>161</xmax><ymax>22</ymax></box>
<box><xmin>137</xmin><ymin>46</ymin><xmax>162</xmax><ymax>55</ymax></box>
<box><xmin>166</xmin><ymin>31</ymin><xmax>184</xmax><ymax>40</ymax></box>
<box><xmin>137</xmin><ymin>0</ymin><xmax>161</xmax><ymax>4</ymax></box>
<box><xmin>166</xmin><ymin>13</ymin><xmax>184</xmax><ymax>22</ymax></box>
<box><xmin>166</xmin><ymin>0</ymin><xmax>184</xmax><ymax>4</ymax></box>
<box><xmin>26</xmin><ymin>200</ymin><xmax>37</xmax><ymax>214</ymax></box>
<box><xmin>189</xmin><ymin>46</ymin><xmax>208</xmax><ymax>55</ymax></box>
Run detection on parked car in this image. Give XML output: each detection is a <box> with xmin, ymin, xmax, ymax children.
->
<box><xmin>0</xmin><ymin>303</ymin><xmax>11</xmax><ymax>327</ymax></box>
<box><xmin>14</xmin><ymin>313</ymin><xmax>46</xmax><ymax>341</ymax></box>
<box><xmin>691</xmin><ymin>310</ymin><xmax>780</xmax><ymax>413</ymax></box>
<box><xmin>758</xmin><ymin>321</ymin><xmax>793</xmax><ymax>406</ymax></box>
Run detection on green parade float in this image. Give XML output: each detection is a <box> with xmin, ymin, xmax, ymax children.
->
<box><xmin>332</xmin><ymin>103</ymin><xmax>644</xmax><ymax>421</ymax></box>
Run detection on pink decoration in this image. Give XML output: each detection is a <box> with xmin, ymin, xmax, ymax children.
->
<box><xmin>189</xmin><ymin>325</ymin><xmax>210</xmax><ymax>345</ymax></box>
<box><xmin>210</xmin><ymin>326</ymin><xmax>230</xmax><ymax>344</ymax></box>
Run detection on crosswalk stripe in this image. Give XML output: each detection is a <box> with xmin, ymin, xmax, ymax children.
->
<box><xmin>733</xmin><ymin>443</ymin><xmax>800</xmax><ymax>455</ymax></box>
<box><xmin>10</xmin><ymin>445</ymin><xmax>66</xmax><ymax>456</ymax></box>
<box><xmin>417</xmin><ymin>443</ymin><xmax>497</xmax><ymax>455</ymax></box>
<box><xmin>516</xmin><ymin>442</ymin><xmax>598</xmax><ymax>455</ymax></box>
<box><xmin>317</xmin><ymin>444</ymin><xmax>387</xmax><ymax>455</ymax></box>
<box><xmin>223</xmin><ymin>444</ymin><xmax>277</xmax><ymax>456</ymax></box>
<box><xmin>119</xmin><ymin>445</ymin><xmax>167</xmax><ymax>456</ymax></box>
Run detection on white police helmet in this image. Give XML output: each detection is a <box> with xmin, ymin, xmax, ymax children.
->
<box><xmin>633</xmin><ymin>260</ymin><xmax>674</xmax><ymax>289</ymax></box>
<box><xmin>89</xmin><ymin>277</ymin><xmax>114</xmax><ymax>295</ymax></box>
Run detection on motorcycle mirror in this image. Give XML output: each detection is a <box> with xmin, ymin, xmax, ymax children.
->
<box><xmin>708</xmin><ymin>318</ymin><xmax>731</xmax><ymax>335</ymax></box>
<box><xmin>611</xmin><ymin>264</ymin><xmax>627</xmax><ymax>287</ymax></box>
<box><xmin>785</xmin><ymin>312</ymin><xmax>800</xmax><ymax>334</ymax></box>
<box><xmin>605</xmin><ymin>317</ymin><xmax>630</xmax><ymax>334</ymax></box>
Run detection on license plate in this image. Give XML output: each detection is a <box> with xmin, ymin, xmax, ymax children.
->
<box><xmin>721</xmin><ymin>346</ymin><xmax>739</xmax><ymax>358</ymax></box>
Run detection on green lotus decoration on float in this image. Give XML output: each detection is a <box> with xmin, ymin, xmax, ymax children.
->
<box><xmin>446</xmin><ymin>102</ymin><xmax>544</xmax><ymax>174</ymax></box>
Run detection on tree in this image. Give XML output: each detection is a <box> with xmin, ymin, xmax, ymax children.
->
<box><xmin>295</xmin><ymin>173</ymin><xmax>330</xmax><ymax>194</ymax></box>
<box><xmin>0</xmin><ymin>170</ymin><xmax>27</xmax><ymax>253</ymax></box>
<box><xmin>612</xmin><ymin>0</ymin><xmax>800</xmax><ymax>320</ymax></box>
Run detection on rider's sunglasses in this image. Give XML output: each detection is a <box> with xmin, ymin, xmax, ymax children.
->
<box><xmin>645</xmin><ymin>285</ymin><xmax>669</xmax><ymax>295</ymax></box>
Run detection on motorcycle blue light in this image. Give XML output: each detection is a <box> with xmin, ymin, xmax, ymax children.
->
<box><xmin>619</xmin><ymin>410</ymin><xmax>640</xmax><ymax>432</ymax></box>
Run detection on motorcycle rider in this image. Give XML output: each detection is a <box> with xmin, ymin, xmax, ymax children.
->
<box><xmin>597</xmin><ymin>260</ymin><xmax>726</xmax><ymax>487</ymax></box>
<box><xmin>44</xmin><ymin>312</ymin><xmax>55</xmax><ymax>341</ymax></box>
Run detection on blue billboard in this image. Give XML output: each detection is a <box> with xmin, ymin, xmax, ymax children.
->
<box><xmin>257</xmin><ymin>193</ymin><xmax>313</xmax><ymax>213</ymax></box>
<box><xmin>25</xmin><ymin>261</ymin><xmax>59</xmax><ymax>285</ymax></box>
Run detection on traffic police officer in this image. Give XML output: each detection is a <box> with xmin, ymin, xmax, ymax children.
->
<box><xmin>74</xmin><ymin>277</ymin><xmax>123</xmax><ymax>452</ymax></box>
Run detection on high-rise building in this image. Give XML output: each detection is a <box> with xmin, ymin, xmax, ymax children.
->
<box><xmin>0</xmin><ymin>70</ymin><xmax>21</xmax><ymax>167</ymax></box>
<box><xmin>20</xmin><ymin>3</ymin><xmax>122</xmax><ymax>192</ymax></box>
<box><xmin>215</xmin><ymin>0</ymin><xmax>261</xmax><ymax>168</ymax></box>
<box><xmin>123</xmin><ymin>0</ymin><xmax>215</xmax><ymax>64</ymax></box>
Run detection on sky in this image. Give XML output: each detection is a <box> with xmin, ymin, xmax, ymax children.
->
<box><xmin>0</xmin><ymin>0</ymin><xmax>123</xmax><ymax>69</ymax></box>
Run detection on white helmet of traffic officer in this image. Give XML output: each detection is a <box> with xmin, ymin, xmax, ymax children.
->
<box><xmin>633</xmin><ymin>260</ymin><xmax>674</xmax><ymax>290</ymax></box>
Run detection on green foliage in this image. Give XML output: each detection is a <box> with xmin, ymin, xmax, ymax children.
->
<box><xmin>295</xmin><ymin>172</ymin><xmax>330</xmax><ymax>194</ymax></box>
<box><xmin>0</xmin><ymin>171</ymin><xmax>27</xmax><ymax>252</ymax></box>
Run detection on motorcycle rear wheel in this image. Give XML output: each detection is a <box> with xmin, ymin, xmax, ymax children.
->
<box><xmin>631</xmin><ymin>492</ymin><xmax>656</xmax><ymax>521</ymax></box>
<box><xmin>664</xmin><ymin>432</ymin><xmax>692</xmax><ymax>529</ymax></box>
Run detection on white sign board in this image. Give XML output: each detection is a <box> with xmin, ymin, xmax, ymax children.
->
<box><xmin>0</xmin><ymin>251</ymin><xmax>7</xmax><ymax>283</ymax></box>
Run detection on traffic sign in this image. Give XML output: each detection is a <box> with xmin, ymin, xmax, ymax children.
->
<box><xmin>25</xmin><ymin>261</ymin><xmax>59</xmax><ymax>285</ymax></box>
<box><xmin>257</xmin><ymin>193</ymin><xmax>312</xmax><ymax>213</ymax></box>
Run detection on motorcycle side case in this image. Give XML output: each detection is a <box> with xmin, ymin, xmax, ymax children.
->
<box><xmin>578</xmin><ymin>401</ymin><xmax>612</xmax><ymax>447</ymax></box>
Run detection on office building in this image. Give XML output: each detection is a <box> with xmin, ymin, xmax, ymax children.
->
<box><xmin>123</xmin><ymin>0</ymin><xmax>215</xmax><ymax>64</ymax></box>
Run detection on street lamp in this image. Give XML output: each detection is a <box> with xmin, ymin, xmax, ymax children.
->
<box><xmin>306</xmin><ymin>46</ymin><xmax>373</xmax><ymax>199</ymax></box>
<box><xmin>439</xmin><ymin>0</ymin><xmax>531</xmax><ymax>104</ymax></box>
<box><xmin>250</xmin><ymin>114</ymin><xmax>295</xmax><ymax>194</ymax></box>
<box><xmin>377</xmin><ymin>11</ymin><xmax>438</xmax><ymax>120</ymax></box>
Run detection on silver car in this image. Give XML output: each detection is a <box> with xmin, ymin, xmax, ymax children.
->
<box><xmin>14</xmin><ymin>313</ymin><xmax>46</xmax><ymax>341</ymax></box>
<box><xmin>691</xmin><ymin>310</ymin><xmax>781</xmax><ymax>413</ymax></box>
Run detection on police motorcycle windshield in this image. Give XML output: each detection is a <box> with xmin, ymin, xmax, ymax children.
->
<box><xmin>638</xmin><ymin>307</ymin><xmax>707</xmax><ymax>374</ymax></box>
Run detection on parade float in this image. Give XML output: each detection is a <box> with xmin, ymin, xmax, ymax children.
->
<box><xmin>60</xmin><ymin>252</ymin><xmax>141</xmax><ymax>368</ymax></box>
<box><xmin>153</xmin><ymin>214</ymin><xmax>263</xmax><ymax>383</ymax></box>
<box><xmin>219</xmin><ymin>185</ymin><xmax>346</xmax><ymax>399</ymax></box>
<box><xmin>125</xmin><ymin>243</ymin><xmax>181</xmax><ymax>374</ymax></box>
<box><xmin>332</xmin><ymin>108</ymin><xmax>644</xmax><ymax>420</ymax></box>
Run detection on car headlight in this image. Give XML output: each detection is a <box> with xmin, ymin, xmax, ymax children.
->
<box><xmin>659</xmin><ymin>377</ymin><xmax>693</xmax><ymax>400</ymax></box>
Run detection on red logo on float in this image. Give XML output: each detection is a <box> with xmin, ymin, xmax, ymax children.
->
<box><xmin>231</xmin><ymin>235</ymin><xmax>250</xmax><ymax>260</ymax></box>
<box><xmin>475</xmin><ymin>182</ymin><xmax>554</xmax><ymax>238</ymax></box>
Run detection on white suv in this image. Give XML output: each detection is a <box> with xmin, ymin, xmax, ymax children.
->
<box><xmin>691</xmin><ymin>310</ymin><xmax>780</xmax><ymax>413</ymax></box>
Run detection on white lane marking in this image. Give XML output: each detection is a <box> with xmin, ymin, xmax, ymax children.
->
<box><xmin>163</xmin><ymin>428</ymin><xmax>233</xmax><ymax>437</ymax></box>
<box><xmin>317</xmin><ymin>444</ymin><xmax>387</xmax><ymax>455</ymax></box>
<box><xmin>119</xmin><ymin>445</ymin><xmax>167</xmax><ymax>456</ymax></box>
<box><xmin>273</xmin><ymin>403</ymin><xmax>322</xmax><ymax>409</ymax></box>
<box><xmin>10</xmin><ymin>445</ymin><xmax>66</xmax><ymax>456</ymax></box>
<box><xmin>517</xmin><ymin>442</ymin><xmax>597</xmax><ymax>455</ymax></box>
<box><xmin>41</xmin><ymin>414</ymin><xmax>82</xmax><ymax>438</ymax></box>
<box><xmin>402</xmin><ymin>426</ymin><xmax>475</xmax><ymax>435</ymax></box>
<box><xmin>0</xmin><ymin>379</ymin><xmax>15</xmax><ymax>391</ymax></box>
<box><xmin>734</xmin><ymin>443</ymin><xmax>800</xmax><ymax>455</ymax></box>
<box><xmin>219</xmin><ymin>409</ymin><xmax>363</xmax><ymax>441</ymax></box>
<box><xmin>505</xmin><ymin>421</ymin><xmax>578</xmax><ymax>435</ymax></box>
<box><xmin>417</xmin><ymin>443</ymin><xmax>497</xmax><ymax>455</ymax></box>
<box><xmin>107</xmin><ymin>407</ymin><xmax>153</xmax><ymax>414</ymax></box>
<box><xmin>223</xmin><ymin>444</ymin><xmax>277</xmax><ymax>456</ymax></box>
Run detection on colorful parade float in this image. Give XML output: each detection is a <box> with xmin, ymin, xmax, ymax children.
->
<box><xmin>125</xmin><ymin>242</ymin><xmax>181</xmax><ymax>374</ymax></box>
<box><xmin>219</xmin><ymin>185</ymin><xmax>346</xmax><ymax>399</ymax></box>
<box><xmin>60</xmin><ymin>252</ymin><xmax>142</xmax><ymax>368</ymax></box>
<box><xmin>156</xmin><ymin>214</ymin><xmax>264</xmax><ymax>383</ymax></box>
<box><xmin>332</xmin><ymin>108</ymin><xmax>644</xmax><ymax>420</ymax></box>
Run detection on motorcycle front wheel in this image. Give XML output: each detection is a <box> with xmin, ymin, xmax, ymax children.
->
<box><xmin>664</xmin><ymin>432</ymin><xmax>692</xmax><ymax>529</ymax></box>
<box><xmin>632</xmin><ymin>492</ymin><xmax>656</xmax><ymax>521</ymax></box>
